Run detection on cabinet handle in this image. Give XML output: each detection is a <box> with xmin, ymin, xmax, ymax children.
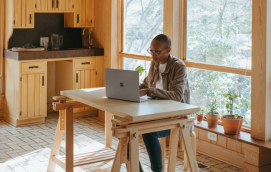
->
<box><xmin>42</xmin><ymin>76</ymin><xmax>44</xmax><ymax>86</ymax></box>
<box><xmin>56</xmin><ymin>0</ymin><xmax>59</xmax><ymax>8</ymax></box>
<box><xmin>29</xmin><ymin>66</ymin><xmax>39</xmax><ymax>69</ymax></box>
<box><xmin>81</xmin><ymin>62</ymin><xmax>90</xmax><ymax>65</ymax></box>
<box><xmin>77</xmin><ymin>14</ymin><xmax>79</xmax><ymax>24</ymax></box>
<box><xmin>76</xmin><ymin>73</ymin><xmax>78</xmax><ymax>83</ymax></box>
<box><xmin>29</xmin><ymin>14</ymin><xmax>32</xmax><ymax>24</ymax></box>
<box><xmin>52</xmin><ymin>0</ymin><xmax>54</xmax><ymax>8</ymax></box>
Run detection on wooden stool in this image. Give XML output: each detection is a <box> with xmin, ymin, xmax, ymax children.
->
<box><xmin>159</xmin><ymin>131</ymin><xmax>196</xmax><ymax>172</ymax></box>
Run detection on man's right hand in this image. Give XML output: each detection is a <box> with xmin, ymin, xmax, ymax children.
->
<box><xmin>139</xmin><ymin>88</ymin><xmax>149</xmax><ymax>97</ymax></box>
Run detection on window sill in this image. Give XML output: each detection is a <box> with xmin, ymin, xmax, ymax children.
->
<box><xmin>194</xmin><ymin>120</ymin><xmax>271</xmax><ymax>150</ymax></box>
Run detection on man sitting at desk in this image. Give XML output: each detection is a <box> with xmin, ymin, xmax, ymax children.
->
<box><xmin>139</xmin><ymin>34</ymin><xmax>190</xmax><ymax>172</ymax></box>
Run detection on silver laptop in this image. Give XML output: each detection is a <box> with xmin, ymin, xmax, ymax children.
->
<box><xmin>105</xmin><ymin>68</ymin><xmax>149</xmax><ymax>102</ymax></box>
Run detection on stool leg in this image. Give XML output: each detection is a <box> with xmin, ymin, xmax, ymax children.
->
<box><xmin>125</xmin><ymin>162</ymin><xmax>131</xmax><ymax>172</ymax></box>
<box><xmin>181</xmin><ymin>127</ymin><xmax>199</xmax><ymax>172</ymax></box>
<box><xmin>183</xmin><ymin>136</ymin><xmax>188</xmax><ymax>171</ymax></box>
<box><xmin>159</xmin><ymin>137</ymin><xmax>166</xmax><ymax>172</ymax></box>
<box><xmin>129</xmin><ymin>130</ymin><xmax>139</xmax><ymax>172</ymax></box>
<box><xmin>111</xmin><ymin>138</ymin><xmax>125</xmax><ymax>172</ymax></box>
<box><xmin>167</xmin><ymin>128</ymin><xmax>179</xmax><ymax>172</ymax></box>
<box><xmin>47</xmin><ymin>110</ymin><xmax>65</xmax><ymax>172</ymax></box>
<box><xmin>190</xmin><ymin>131</ymin><xmax>196</xmax><ymax>158</ymax></box>
<box><xmin>105</xmin><ymin>112</ymin><xmax>113</xmax><ymax>147</ymax></box>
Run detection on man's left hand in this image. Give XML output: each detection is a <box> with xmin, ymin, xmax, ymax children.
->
<box><xmin>140</xmin><ymin>88</ymin><xmax>149</xmax><ymax>97</ymax></box>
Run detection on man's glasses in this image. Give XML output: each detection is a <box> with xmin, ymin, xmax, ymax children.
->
<box><xmin>147</xmin><ymin>47</ymin><xmax>169</xmax><ymax>55</ymax></box>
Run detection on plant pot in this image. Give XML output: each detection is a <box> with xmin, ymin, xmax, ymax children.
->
<box><xmin>196</xmin><ymin>114</ymin><xmax>203</xmax><ymax>123</ymax></box>
<box><xmin>206</xmin><ymin>113</ymin><xmax>218</xmax><ymax>128</ymax></box>
<box><xmin>221</xmin><ymin>115</ymin><xmax>244</xmax><ymax>134</ymax></box>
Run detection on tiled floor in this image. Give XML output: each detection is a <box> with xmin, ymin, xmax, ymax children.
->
<box><xmin>0</xmin><ymin>113</ymin><xmax>242</xmax><ymax>172</ymax></box>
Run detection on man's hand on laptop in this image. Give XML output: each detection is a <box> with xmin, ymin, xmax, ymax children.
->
<box><xmin>140</xmin><ymin>88</ymin><xmax>149</xmax><ymax>97</ymax></box>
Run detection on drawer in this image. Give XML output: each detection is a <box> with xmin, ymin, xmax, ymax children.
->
<box><xmin>21</xmin><ymin>61</ymin><xmax>46</xmax><ymax>74</ymax></box>
<box><xmin>74</xmin><ymin>57</ymin><xmax>96</xmax><ymax>69</ymax></box>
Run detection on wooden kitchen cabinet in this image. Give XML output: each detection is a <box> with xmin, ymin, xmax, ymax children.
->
<box><xmin>14</xmin><ymin>0</ymin><xmax>35</xmax><ymax>28</ymax></box>
<box><xmin>4</xmin><ymin>55</ymin><xmax>103</xmax><ymax>126</ymax></box>
<box><xmin>73</xmin><ymin>56</ymin><xmax>103</xmax><ymax>112</ymax></box>
<box><xmin>64</xmin><ymin>0</ymin><xmax>94</xmax><ymax>28</ymax></box>
<box><xmin>4</xmin><ymin>59</ymin><xmax>47</xmax><ymax>126</ymax></box>
<box><xmin>35</xmin><ymin>0</ymin><xmax>73</xmax><ymax>12</ymax></box>
<box><xmin>21</xmin><ymin>73</ymin><xmax>46</xmax><ymax>119</ymax></box>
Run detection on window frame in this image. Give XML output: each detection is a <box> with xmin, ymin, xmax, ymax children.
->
<box><xmin>119</xmin><ymin>0</ymin><xmax>252</xmax><ymax>132</ymax></box>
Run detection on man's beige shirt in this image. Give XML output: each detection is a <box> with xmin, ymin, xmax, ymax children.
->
<box><xmin>140</xmin><ymin>54</ymin><xmax>190</xmax><ymax>104</ymax></box>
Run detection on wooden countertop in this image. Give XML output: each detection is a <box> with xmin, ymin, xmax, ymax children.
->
<box><xmin>4</xmin><ymin>48</ymin><xmax>104</xmax><ymax>60</ymax></box>
<box><xmin>195</xmin><ymin>120</ymin><xmax>271</xmax><ymax>150</ymax></box>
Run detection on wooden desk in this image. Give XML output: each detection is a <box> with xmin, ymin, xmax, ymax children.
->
<box><xmin>47</xmin><ymin>87</ymin><xmax>200</xmax><ymax>172</ymax></box>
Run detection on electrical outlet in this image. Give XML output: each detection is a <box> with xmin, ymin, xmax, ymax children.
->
<box><xmin>208</xmin><ymin>132</ymin><xmax>217</xmax><ymax>142</ymax></box>
<box><xmin>40</xmin><ymin>37</ymin><xmax>49</xmax><ymax>46</ymax></box>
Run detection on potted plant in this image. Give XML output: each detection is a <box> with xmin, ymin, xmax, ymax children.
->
<box><xmin>196</xmin><ymin>108</ymin><xmax>205</xmax><ymax>124</ymax></box>
<box><xmin>222</xmin><ymin>92</ymin><xmax>248</xmax><ymax>134</ymax></box>
<box><xmin>206</xmin><ymin>99</ymin><xmax>219</xmax><ymax>128</ymax></box>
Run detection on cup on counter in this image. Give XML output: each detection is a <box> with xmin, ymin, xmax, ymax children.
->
<box><xmin>43</xmin><ymin>42</ymin><xmax>49</xmax><ymax>50</ymax></box>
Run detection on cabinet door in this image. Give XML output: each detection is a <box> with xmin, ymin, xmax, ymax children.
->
<box><xmin>84</xmin><ymin>0</ymin><xmax>94</xmax><ymax>27</ymax></box>
<box><xmin>73</xmin><ymin>0</ymin><xmax>81</xmax><ymax>27</ymax></box>
<box><xmin>35</xmin><ymin>0</ymin><xmax>48</xmax><ymax>11</ymax></box>
<box><xmin>24</xmin><ymin>0</ymin><xmax>34</xmax><ymax>28</ymax></box>
<box><xmin>47</xmin><ymin>0</ymin><xmax>55</xmax><ymax>11</ymax></box>
<box><xmin>74</xmin><ymin>69</ymin><xmax>96</xmax><ymax>111</ymax></box>
<box><xmin>21</xmin><ymin>73</ymin><xmax>46</xmax><ymax>119</ymax></box>
<box><xmin>65</xmin><ymin>0</ymin><xmax>73</xmax><ymax>11</ymax></box>
<box><xmin>14</xmin><ymin>0</ymin><xmax>34</xmax><ymax>28</ymax></box>
<box><xmin>14</xmin><ymin>0</ymin><xmax>22</xmax><ymax>27</ymax></box>
<box><xmin>79</xmin><ymin>0</ymin><xmax>94</xmax><ymax>27</ymax></box>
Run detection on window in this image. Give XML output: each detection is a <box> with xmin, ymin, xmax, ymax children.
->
<box><xmin>123</xmin><ymin>57</ymin><xmax>151</xmax><ymax>82</ymax></box>
<box><xmin>120</xmin><ymin>0</ymin><xmax>252</xmax><ymax>127</ymax></box>
<box><xmin>123</xmin><ymin>0</ymin><xmax>163</xmax><ymax>55</ymax></box>
<box><xmin>122</xmin><ymin>0</ymin><xmax>164</xmax><ymax>81</ymax></box>
<box><xmin>186</xmin><ymin>0</ymin><xmax>252</xmax><ymax>127</ymax></box>
<box><xmin>188</xmin><ymin>68</ymin><xmax>251</xmax><ymax>126</ymax></box>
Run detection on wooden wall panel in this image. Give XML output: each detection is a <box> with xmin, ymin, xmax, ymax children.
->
<box><xmin>104</xmin><ymin>0</ymin><xmax>118</xmax><ymax>69</ymax></box>
<box><xmin>92</xmin><ymin>0</ymin><xmax>105</xmax><ymax>48</ymax></box>
<box><xmin>227</xmin><ymin>138</ymin><xmax>242</xmax><ymax>154</ymax></box>
<box><xmin>196</xmin><ymin>139</ymin><xmax>244</xmax><ymax>168</ymax></box>
<box><xmin>251</xmin><ymin>0</ymin><xmax>271</xmax><ymax>141</ymax></box>
<box><xmin>217</xmin><ymin>135</ymin><xmax>227</xmax><ymax>148</ymax></box>
<box><xmin>163</xmin><ymin>0</ymin><xmax>179</xmax><ymax>57</ymax></box>
<box><xmin>198</xmin><ymin>129</ymin><xmax>211</xmax><ymax>143</ymax></box>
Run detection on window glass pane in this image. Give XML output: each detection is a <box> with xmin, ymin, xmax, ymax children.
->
<box><xmin>123</xmin><ymin>0</ymin><xmax>163</xmax><ymax>55</ymax></box>
<box><xmin>188</xmin><ymin>68</ymin><xmax>251</xmax><ymax>127</ymax></box>
<box><xmin>187</xmin><ymin>0</ymin><xmax>252</xmax><ymax>69</ymax></box>
<box><xmin>123</xmin><ymin>57</ymin><xmax>151</xmax><ymax>83</ymax></box>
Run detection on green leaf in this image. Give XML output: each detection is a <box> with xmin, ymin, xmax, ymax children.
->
<box><xmin>135</xmin><ymin>65</ymin><xmax>145</xmax><ymax>76</ymax></box>
<box><xmin>226</xmin><ymin>103</ymin><xmax>229</xmax><ymax>108</ymax></box>
<box><xmin>234</xmin><ymin>114</ymin><xmax>238</xmax><ymax>118</ymax></box>
<box><xmin>223</xmin><ymin>94</ymin><xmax>228</xmax><ymax>98</ymax></box>
<box><xmin>229</xmin><ymin>96</ymin><xmax>233</xmax><ymax>101</ymax></box>
<box><xmin>245</xmin><ymin>104</ymin><xmax>249</xmax><ymax>108</ymax></box>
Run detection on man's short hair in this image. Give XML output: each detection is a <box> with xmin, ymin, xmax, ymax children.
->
<box><xmin>153</xmin><ymin>34</ymin><xmax>171</xmax><ymax>48</ymax></box>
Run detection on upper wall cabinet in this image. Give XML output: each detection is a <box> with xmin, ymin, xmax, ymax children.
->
<box><xmin>14</xmin><ymin>0</ymin><xmax>35</xmax><ymax>28</ymax></box>
<box><xmin>35</xmin><ymin>0</ymin><xmax>74</xmax><ymax>12</ymax></box>
<box><xmin>64</xmin><ymin>0</ymin><xmax>94</xmax><ymax>28</ymax></box>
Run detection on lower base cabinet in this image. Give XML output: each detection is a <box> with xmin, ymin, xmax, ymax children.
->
<box><xmin>4</xmin><ymin>56</ymin><xmax>104</xmax><ymax>126</ymax></box>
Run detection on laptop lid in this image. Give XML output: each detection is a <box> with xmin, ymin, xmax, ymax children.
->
<box><xmin>105</xmin><ymin>68</ymin><xmax>140</xmax><ymax>102</ymax></box>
